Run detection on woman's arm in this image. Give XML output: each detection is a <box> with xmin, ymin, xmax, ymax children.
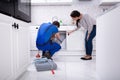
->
<box><xmin>67</xmin><ymin>27</ymin><xmax>80</xmax><ymax>35</ymax></box>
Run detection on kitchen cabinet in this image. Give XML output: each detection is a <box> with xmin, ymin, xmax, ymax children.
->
<box><xmin>30</xmin><ymin>26</ymin><xmax>38</xmax><ymax>51</ymax></box>
<box><xmin>0</xmin><ymin>13</ymin><xmax>30</xmax><ymax>80</ymax></box>
<box><xmin>12</xmin><ymin>19</ymin><xmax>30</xmax><ymax>79</ymax></box>
<box><xmin>96</xmin><ymin>6</ymin><xmax>120</xmax><ymax>80</ymax></box>
<box><xmin>64</xmin><ymin>26</ymin><xmax>96</xmax><ymax>55</ymax></box>
<box><xmin>0</xmin><ymin>20</ymin><xmax>13</xmax><ymax>80</ymax></box>
<box><xmin>30</xmin><ymin>25</ymin><xmax>96</xmax><ymax>55</ymax></box>
<box><xmin>30</xmin><ymin>26</ymin><xmax>83</xmax><ymax>51</ymax></box>
<box><xmin>66</xmin><ymin>30</ymin><xmax>85</xmax><ymax>51</ymax></box>
<box><xmin>99</xmin><ymin>0</ymin><xmax>120</xmax><ymax>6</ymax></box>
<box><xmin>59</xmin><ymin>26</ymin><xmax>86</xmax><ymax>51</ymax></box>
<box><xmin>30</xmin><ymin>26</ymin><xmax>67</xmax><ymax>51</ymax></box>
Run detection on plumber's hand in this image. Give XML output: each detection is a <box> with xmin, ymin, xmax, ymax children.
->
<box><xmin>51</xmin><ymin>34</ymin><xmax>55</xmax><ymax>40</ymax></box>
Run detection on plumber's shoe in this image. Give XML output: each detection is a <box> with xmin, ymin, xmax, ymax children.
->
<box><xmin>44</xmin><ymin>52</ymin><xmax>53</xmax><ymax>60</ymax></box>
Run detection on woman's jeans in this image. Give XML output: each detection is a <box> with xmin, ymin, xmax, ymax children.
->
<box><xmin>85</xmin><ymin>25</ymin><xmax>96</xmax><ymax>56</ymax></box>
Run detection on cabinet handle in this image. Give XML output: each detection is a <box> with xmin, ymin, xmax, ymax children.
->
<box><xmin>12</xmin><ymin>23</ymin><xmax>19</xmax><ymax>29</ymax></box>
<box><xmin>12</xmin><ymin>23</ymin><xmax>17</xmax><ymax>29</ymax></box>
<box><xmin>16</xmin><ymin>24</ymin><xmax>19</xmax><ymax>29</ymax></box>
<box><xmin>36</xmin><ymin>27</ymin><xmax>38</xmax><ymax>29</ymax></box>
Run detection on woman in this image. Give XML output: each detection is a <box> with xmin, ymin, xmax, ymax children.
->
<box><xmin>68</xmin><ymin>10</ymin><xmax>96</xmax><ymax>60</ymax></box>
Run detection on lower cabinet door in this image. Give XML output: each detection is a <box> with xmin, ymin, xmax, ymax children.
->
<box><xmin>0</xmin><ymin>23</ymin><xmax>14</xmax><ymax>80</ymax></box>
<box><xmin>13</xmin><ymin>21</ymin><xmax>30</xmax><ymax>79</ymax></box>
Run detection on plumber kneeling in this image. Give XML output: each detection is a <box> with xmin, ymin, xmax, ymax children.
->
<box><xmin>36</xmin><ymin>21</ymin><xmax>61</xmax><ymax>60</ymax></box>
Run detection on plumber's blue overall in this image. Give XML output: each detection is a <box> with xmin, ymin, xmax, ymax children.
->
<box><xmin>36</xmin><ymin>23</ymin><xmax>61</xmax><ymax>56</ymax></box>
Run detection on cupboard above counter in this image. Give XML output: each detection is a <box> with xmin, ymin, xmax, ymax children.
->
<box><xmin>99</xmin><ymin>0</ymin><xmax>120</xmax><ymax>6</ymax></box>
<box><xmin>0</xmin><ymin>0</ymin><xmax>31</xmax><ymax>22</ymax></box>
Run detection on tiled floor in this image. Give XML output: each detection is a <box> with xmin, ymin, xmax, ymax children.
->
<box><xmin>17</xmin><ymin>53</ymin><xmax>96</xmax><ymax>80</ymax></box>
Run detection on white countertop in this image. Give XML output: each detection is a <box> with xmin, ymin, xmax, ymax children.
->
<box><xmin>30</xmin><ymin>25</ymin><xmax>85</xmax><ymax>32</ymax></box>
<box><xmin>30</xmin><ymin>25</ymin><xmax>77</xmax><ymax>31</ymax></box>
<box><xmin>59</xmin><ymin>25</ymin><xmax>77</xmax><ymax>31</ymax></box>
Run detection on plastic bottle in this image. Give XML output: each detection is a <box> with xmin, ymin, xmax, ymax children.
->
<box><xmin>59</xmin><ymin>20</ymin><xmax>63</xmax><ymax>26</ymax></box>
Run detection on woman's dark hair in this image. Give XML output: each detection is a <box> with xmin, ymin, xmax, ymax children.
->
<box><xmin>70</xmin><ymin>10</ymin><xmax>81</xmax><ymax>27</ymax></box>
<box><xmin>52</xmin><ymin>21</ymin><xmax>60</xmax><ymax>28</ymax></box>
<box><xmin>70</xmin><ymin>10</ymin><xmax>81</xmax><ymax>18</ymax></box>
<box><xmin>76</xmin><ymin>19</ymin><xmax>80</xmax><ymax>27</ymax></box>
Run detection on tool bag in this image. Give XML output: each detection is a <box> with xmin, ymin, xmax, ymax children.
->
<box><xmin>34</xmin><ymin>58</ymin><xmax>57</xmax><ymax>71</ymax></box>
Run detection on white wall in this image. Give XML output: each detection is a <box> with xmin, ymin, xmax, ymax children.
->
<box><xmin>31</xmin><ymin>0</ymin><xmax>103</xmax><ymax>25</ymax></box>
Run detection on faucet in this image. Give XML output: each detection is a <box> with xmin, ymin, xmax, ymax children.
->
<box><xmin>52</xmin><ymin>16</ymin><xmax>58</xmax><ymax>22</ymax></box>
